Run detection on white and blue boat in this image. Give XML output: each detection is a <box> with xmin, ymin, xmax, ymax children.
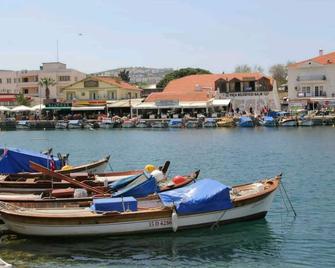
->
<box><xmin>168</xmin><ymin>118</ymin><xmax>183</xmax><ymax>128</ymax></box>
<box><xmin>238</xmin><ymin>116</ymin><xmax>254</xmax><ymax>127</ymax></box>
<box><xmin>261</xmin><ymin>116</ymin><xmax>277</xmax><ymax>127</ymax></box>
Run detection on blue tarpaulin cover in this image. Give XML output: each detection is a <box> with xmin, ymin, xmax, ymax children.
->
<box><xmin>0</xmin><ymin>148</ymin><xmax>62</xmax><ymax>173</ymax></box>
<box><xmin>263</xmin><ymin>116</ymin><xmax>274</xmax><ymax>122</ymax></box>
<box><xmin>159</xmin><ymin>178</ymin><xmax>233</xmax><ymax>215</ymax></box>
<box><xmin>112</xmin><ymin>174</ymin><xmax>159</xmax><ymax>198</ymax></box>
<box><xmin>91</xmin><ymin>197</ymin><xmax>138</xmax><ymax>212</ymax></box>
<box><xmin>108</xmin><ymin>173</ymin><xmax>143</xmax><ymax>192</ymax></box>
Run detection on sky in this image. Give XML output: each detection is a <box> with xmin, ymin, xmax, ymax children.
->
<box><xmin>1</xmin><ymin>0</ymin><xmax>335</xmax><ymax>74</ymax></box>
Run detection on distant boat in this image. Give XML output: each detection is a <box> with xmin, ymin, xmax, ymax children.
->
<box><xmin>122</xmin><ymin>120</ymin><xmax>136</xmax><ymax>128</ymax></box>
<box><xmin>151</xmin><ymin>121</ymin><xmax>168</xmax><ymax>128</ymax></box>
<box><xmin>279</xmin><ymin>117</ymin><xmax>297</xmax><ymax>127</ymax></box>
<box><xmin>99</xmin><ymin>118</ymin><xmax>114</xmax><ymax>129</ymax></box>
<box><xmin>16</xmin><ymin>120</ymin><xmax>30</xmax><ymax>130</ymax></box>
<box><xmin>238</xmin><ymin>116</ymin><xmax>254</xmax><ymax>127</ymax></box>
<box><xmin>261</xmin><ymin>116</ymin><xmax>277</xmax><ymax>127</ymax></box>
<box><xmin>55</xmin><ymin>121</ymin><xmax>68</xmax><ymax>129</ymax></box>
<box><xmin>168</xmin><ymin>119</ymin><xmax>183</xmax><ymax>128</ymax></box>
<box><xmin>0</xmin><ymin>175</ymin><xmax>281</xmax><ymax>236</ymax></box>
<box><xmin>136</xmin><ymin>120</ymin><xmax>150</xmax><ymax>128</ymax></box>
<box><xmin>203</xmin><ymin>118</ymin><xmax>217</xmax><ymax>128</ymax></box>
<box><xmin>185</xmin><ymin>120</ymin><xmax>201</xmax><ymax>128</ymax></box>
<box><xmin>217</xmin><ymin>117</ymin><xmax>235</xmax><ymax>127</ymax></box>
<box><xmin>67</xmin><ymin>120</ymin><xmax>82</xmax><ymax>129</ymax></box>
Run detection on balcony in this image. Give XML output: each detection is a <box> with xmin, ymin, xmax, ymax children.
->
<box><xmin>297</xmin><ymin>92</ymin><xmax>327</xmax><ymax>98</ymax></box>
<box><xmin>296</xmin><ymin>75</ymin><xmax>326</xmax><ymax>81</ymax></box>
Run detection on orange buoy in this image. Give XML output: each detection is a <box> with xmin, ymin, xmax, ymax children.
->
<box><xmin>172</xmin><ymin>175</ymin><xmax>187</xmax><ymax>185</ymax></box>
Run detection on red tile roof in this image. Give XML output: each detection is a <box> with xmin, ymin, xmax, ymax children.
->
<box><xmin>145</xmin><ymin>73</ymin><xmax>270</xmax><ymax>102</ymax></box>
<box><xmin>289</xmin><ymin>51</ymin><xmax>335</xmax><ymax>68</ymax></box>
<box><xmin>96</xmin><ymin>76</ymin><xmax>140</xmax><ymax>91</ymax></box>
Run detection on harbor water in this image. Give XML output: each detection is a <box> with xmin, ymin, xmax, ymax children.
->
<box><xmin>0</xmin><ymin>127</ymin><xmax>334</xmax><ymax>267</ymax></box>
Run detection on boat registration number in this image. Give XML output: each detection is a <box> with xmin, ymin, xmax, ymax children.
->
<box><xmin>148</xmin><ymin>219</ymin><xmax>171</xmax><ymax>228</ymax></box>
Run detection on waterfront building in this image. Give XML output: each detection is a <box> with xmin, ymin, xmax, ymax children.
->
<box><xmin>60</xmin><ymin>76</ymin><xmax>142</xmax><ymax>114</ymax></box>
<box><xmin>134</xmin><ymin>73</ymin><xmax>279</xmax><ymax>117</ymax></box>
<box><xmin>288</xmin><ymin>50</ymin><xmax>335</xmax><ymax>110</ymax></box>
<box><xmin>0</xmin><ymin>62</ymin><xmax>86</xmax><ymax>104</ymax></box>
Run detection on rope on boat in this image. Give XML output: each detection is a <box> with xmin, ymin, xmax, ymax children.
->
<box><xmin>280</xmin><ymin>180</ymin><xmax>297</xmax><ymax>217</ymax></box>
<box><xmin>108</xmin><ymin>162</ymin><xmax>113</xmax><ymax>171</ymax></box>
<box><xmin>279</xmin><ymin>184</ymin><xmax>290</xmax><ymax>213</ymax></box>
<box><xmin>210</xmin><ymin>210</ymin><xmax>226</xmax><ymax>230</ymax></box>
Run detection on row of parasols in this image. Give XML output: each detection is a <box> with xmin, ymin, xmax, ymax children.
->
<box><xmin>0</xmin><ymin>104</ymin><xmax>45</xmax><ymax>112</ymax></box>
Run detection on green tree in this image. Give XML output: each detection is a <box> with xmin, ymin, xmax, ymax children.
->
<box><xmin>234</xmin><ymin>64</ymin><xmax>264</xmax><ymax>73</ymax></box>
<box><xmin>157</xmin><ymin>68</ymin><xmax>211</xmax><ymax>88</ymax></box>
<box><xmin>39</xmin><ymin>77</ymin><xmax>56</xmax><ymax>99</ymax></box>
<box><xmin>118</xmin><ymin>69</ymin><xmax>130</xmax><ymax>82</ymax></box>
<box><xmin>16</xmin><ymin>93</ymin><xmax>31</xmax><ymax>106</ymax></box>
<box><xmin>269</xmin><ymin>61</ymin><xmax>294</xmax><ymax>86</ymax></box>
<box><xmin>234</xmin><ymin>64</ymin><xmax>252</xmax><ymax>73</ymax></box>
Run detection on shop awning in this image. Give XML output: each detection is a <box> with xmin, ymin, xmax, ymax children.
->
<box><xmin>71</xmin><ymin>106</ymin><xmax>105</xmax><ymax>111</ymax></box>
<box><xmin>210</xmin><ymin>99</ymin><xmax>231</xmax><ymax>107</ymax></box>
<box><xmin>134</xmin><ymin>102</ymin><xmax>157</xmax><ymax>109</ymax></box>
<box><xmin>107</xmin><ymin>98</ymin><xmax>144</xmax><ymax>108</ymax></box>
<box><xmin>44</xmin><ymin>106</ymin><xmax>72</xmax><ymax>110</ymax></box>
<box><xmin>179</xmin><ymin>101</ymin><xmax>208</xmax><ymax>108</ymax></box>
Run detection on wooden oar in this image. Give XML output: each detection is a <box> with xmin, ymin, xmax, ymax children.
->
<box><xmin>29</xmin><ymin>161</ymin><xmax>106</xmax><ymax>195</ymax></box>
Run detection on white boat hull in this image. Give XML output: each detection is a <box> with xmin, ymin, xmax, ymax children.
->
<box><xmin>2</xmin><ymin>189</ymin><xmax>277</xmax><ymax>236</ymax></box>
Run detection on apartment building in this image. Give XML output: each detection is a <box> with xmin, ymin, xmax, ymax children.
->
<box><xmin>0</xmin><ymin>62</ymin><xmax>86</xmax><ymax>104</ymax></box>
<box><xmin>288</xmin><ymin>50</ymin><xmax>335</xmax><ymax>109</ymax></box>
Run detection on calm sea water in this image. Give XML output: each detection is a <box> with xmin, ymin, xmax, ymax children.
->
<box><xmin>0</xmin><ymin>128</ymin><xmax>334</xmax><ymax>267</ymax></box>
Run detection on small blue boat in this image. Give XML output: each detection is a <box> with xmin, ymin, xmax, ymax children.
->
<box><xmin>0</xmin><ymin>148</ymin><xmax>62</xmax><ymax>174</ymax></box>
<box><xmin>261</xmin><ymin>116</ymin><xmax>277</xmax><ymax>127</ymax></box>
<box><xmin>238</xmin><ymin>116</ymin><xmax>254</xmax><ymax>127</ymax></box>
<box><xmin>168</xmin><ymin>118</ymin><xmax>183</xmax><ymax>128</ymax></box>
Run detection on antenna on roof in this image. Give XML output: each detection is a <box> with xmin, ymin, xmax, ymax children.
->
<box><xmin>56</xmin><ymin>40</ymin><xmax>59</xmax><ymax>62</ymax></box>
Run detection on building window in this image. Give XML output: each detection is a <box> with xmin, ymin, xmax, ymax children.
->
<box><xmin>7</xmin><ymin>78</ymin><xmax>11</xmax><ymax>84</ymax></box>
<box><xmin>81</xmin><ymin>92</ymin><xmax>85</xmax><ymax>97</ymax></box>
<box><xmin>89</xmin><ymin>91</ymin><xmax>98</xmax><ymax>100</ymax></box>
<box><xmin>107</xmin><ymin>91</ymin><xmax>117</xmax><ymax>100</ymax></box>
<box><xmin>128</xmin><ymin>92</ymin><xmax>131</xmax><ymax>99</ymax></box>
<box><xmin>0</xmin><ymin>79</ymin><xmax>2</xmax><ymax>84</ymax></box>
<box><xmin>66</xmin><ymin>92</ymin><xmax>76</xmax><ymax>100</ymax></box>
<box><xmin>23</xmin><ymin>89</ymin><xmax>29</xmax><ymax>94</ymax></box>
<box><xmin>59</xmin><ymin>76</ymin><xmax>70</xmax><ymax>81</ymax></box>
<box><xmin>135</xmin><ymin>93</ymin><xmax>138</xmax><ymax>98</ymax></box>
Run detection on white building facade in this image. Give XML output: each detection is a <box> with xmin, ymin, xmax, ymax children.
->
<box><xmin>288</xmin><ymin>51</ymin><xmax>335</xmax><ymax>109</ymax></box>
<box><xmin>0</xmin><ymin>62</ymin><xmax>86</xmax><ymax>104</ymax></box>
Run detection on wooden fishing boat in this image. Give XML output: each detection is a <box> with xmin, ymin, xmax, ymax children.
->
<box><xmin>237</xmin><ymin>116</ymin><xmax>254</xmax><ymax>127</ymax></box>
<box><xmin>217</xmin><ymin>117</ymin><xmax>235</xmax><ymax>127</ymax></box>
<box><xmin>0</xmin><ymin>148</ymin><xmax>110</xmax><ymax>176</ymax></box>
<box><xmin>0</xmin><ymin>165</ymin><xmax>199</xmax><ymax>204</ymax></box>
<box><xmin>279</xmin><ymin>117</ymin><xmax>297</xmax><ymax>127</ymax></box>
<box><xmin>0</xmin><ymin>167</ymin><xmax>141</xmax><ymax>193</ymax></box>
<box><xmin>0</xmin><ymin>175</ymin><xmax>281</xmax><ymax>236</ymax></box>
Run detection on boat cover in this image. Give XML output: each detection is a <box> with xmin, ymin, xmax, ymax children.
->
<box><xmin>263</xmin><ymin>116</ymin><xmax>274</xmax><ymax>122</ymax></box>
<box><xmin>112</xmin><ymin>174</ymin><xmax>159</xmax><ymax>198</ymax></box>
<box><xmin>91</xmin><ymin>197</ymin><xmax>138</xmax><ymax>212</ymax></box>
<box><xmin>108</xmin><ymin>173</ymin><xmax>143</xmax><ymax>191</ymax></box>
<box><xmin>159</xmin><ymin>178</ymin><xmax>233</xmax><ymax>215</ymax></box>
<box><xmin>169</xmin><ymin>119</ymin><xmax>182</xmax><ymax>125</ymax></box>
<box><xmin>0</xmin><ymin>148</ymin><xmax>62</xmax><ymax>173</ymax></box>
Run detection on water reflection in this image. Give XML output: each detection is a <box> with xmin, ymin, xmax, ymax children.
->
<box><xmin>0</xmin><ymin>219</ymin><xmax>281</xmax><ymax>267</ymax></box>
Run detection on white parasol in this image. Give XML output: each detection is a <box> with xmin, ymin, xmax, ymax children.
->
<box><xmin>11</xmin><ymin>105</ymin><xmax>33</xmax><ymax>112</ymax></box>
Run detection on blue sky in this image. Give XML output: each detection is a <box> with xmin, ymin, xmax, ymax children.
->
<box><xmin>1</xmin><ymin>0</ymin><xmax>335</xmax><ymax>73</ymax></box>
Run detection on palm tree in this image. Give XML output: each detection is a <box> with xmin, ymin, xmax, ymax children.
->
<box><xmin>16</xmin><ymin>93</ymin><xmax>31</xmax><ymax>106</ymax></box>
<box><xmin>39</xmin><ymin>77</ymin><xmax>56</xmax><ymax>99</ymax></box>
